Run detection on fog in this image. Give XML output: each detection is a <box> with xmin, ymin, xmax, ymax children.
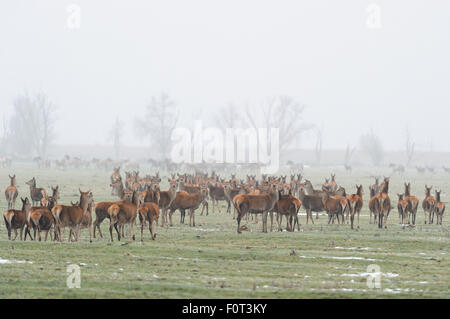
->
<box><xmin>1</xmin><ymin>0</ymin><xmax>449</xmax><ymax>153</ymax></box>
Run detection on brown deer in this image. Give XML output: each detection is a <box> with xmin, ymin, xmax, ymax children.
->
<box><xmin>3</xmin><ymin>197</ymin><xmax>33</xmax><ymax>240</ymax></box>
<box><xmin>5</xmin><ymin>174</ymin><xmax>18</xmax><ymax>210</ymax></box>
<box><xmin>397</xmin><ymin>194</ymin><xmax>409</xmax><ymax>224</ymax></box>
<box><xmin>373</xmin><ymin>177</ymin><xmax>391</xmax><ymax>229</ymax></box>
<box><xmin>51</xmin><ymin>189</ymin><xmax>93</xmax><ymax>242</ymax></box>
<box><xmin>158</xmin><ymin>179</ymin><xmax>177</xmax><ymax>227</ymax></box>
<box><xmin>224</xmin><ymin>182</ymin><xmax>243</xmax><ymax>219</ymax></box>
<box><xmin>404</xmin><ymin>182</ymin><xmax>419</xmax><ymax>225</ymax></box>
<box><xmin>270</xmin><ymin>192</ymin><xmax>301</xmax><ymax>232</ymax></box>
<box><xmin>110</xmin><ymin>179</ymin><xmax>125</xmax><ymax>199</ymax></box>
<box><xmin>297</xmin><ymin>185</ymin><xmax>324</xmax><ymax>224</ymax></box>
<box><xmin>322</xmin><ymin>190</ymin><xmax>348</xmax><ymax>225</ymax></box>
<box><xmin>303</xmin><ymin>179</ymin><xmax>326</xmax><ymax>220</ymax></box>
<box><xmin>422</xmin><ymin>185</ymin><xmax>436</xmax><ymax>224</ymax></box>
<box><xmin>207</xmin><ymin>182</ymin><xmax>230</xmax><ymax>215</ymax></box>
<box><xmin>347</xmin><ymin>185</ymin><xmax>363</xmax><ymax>229</ymax></box>
<box><xmin>107</xmin><ymin>190</ymin><xmax>141</xmax><ymax>241</ymax></box>
<box><xmin>68</xmin><ymin>197</ymin><xmax>95</xmax><ymax>242</ymax></box>
<box><xmin>168</xmin><ymin>186</ymin><xmax>209</xmax><ymax>227</ymax></box>
<box><xmin>434</xmin><ymin>190</ymin><xmax>445</xmax><ymax>225</ymax></box>
<box><xmin>234</xmin><ymin>183</ymin><xmax>279</xmax><ymax>233</ymax></box>
<box><xmin>111</xmin><ymin>167</ymin><xmax>121</xmax><ymax>184</ymax></box>
<box><xmin>138</xmin><ymin>200</ymin><xmax>159</xmax><ymax>241</ymax></box>
<box><xmin>28</xmin><ymin>196</ymin><xmax>57</xmax><ymax>241</ymax></box>
<box><xmin>26</xmin><ymin>177</ymin><xmax>48</xmax><ymax>206</ymax></box>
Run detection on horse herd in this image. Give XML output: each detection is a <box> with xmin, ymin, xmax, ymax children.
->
<box><xmin>2</xmin><ymin>169</ymin><xmax>446</xmax><ymax>243</ymax></box>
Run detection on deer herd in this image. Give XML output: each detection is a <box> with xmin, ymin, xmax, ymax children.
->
<box><xmin>2</xmin><ymin>168</ymin><xmax>446</xmax><ymax>243</ymax></box>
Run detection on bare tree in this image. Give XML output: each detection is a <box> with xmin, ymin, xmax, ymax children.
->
<box><xmin>359</xmin><ymin>130</ymin><xmax>384</xmax><ymax>166</ymax></box>
<box><xmin>109</xmin><ymin>116</ymin><xmax>124</xmax><ymax>160</ymax></box>
<box><xmin>244</xmin><ymin>96</ymin><xmax>312</xmax><ymax>155</ymax></box>
<box><xmin>0</xmin><ymin>115</ymin><xmax>10</xmax><ymax>155</ymax></box>
<box><xmin>213</xmin><ymin>102</ymin><xmax>241</xmax><ymax>130</ymax></box>
<box><xmin>344</xmin><ymin>144</ymin><xmax>356</xmax><ymax>171</ymax></box>
<box><xmin>135</xmin><ymin>92</ymin><xmax>179</xmax><ymax>160</ymax></box>
<box><xmin>405</xmin><ymin>127</ymin><xmax>415</xmax><ymax>167</ymax></box>
<box><xmin>8</xmin><ymin>92</ymin><xmax>56</xmax><ymax>158</ymax></box>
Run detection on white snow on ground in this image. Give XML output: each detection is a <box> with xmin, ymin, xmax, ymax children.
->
<box><xmin>328</xmin><ymin>256</ymin><xmax>376</xmax><ymax>261</ymax></box>
<box><xmin>341</xmin><ymin>272</ymin><xmax>399</xmax><ymax>278</ymax></box>
<box><xmin>0</xmin><ymin>257</ymin><xmax>33</xmax><ymax>264</ymax></box>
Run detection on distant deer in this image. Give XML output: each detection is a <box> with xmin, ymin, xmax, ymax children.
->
<box><xmin>110</xmin><ymin>179</ymin><xmax>125</xmax><ymax>199</ymax></box>
<box><xmin>5</xmin><ymin>174</ymin><xmax>18</xmax><ymax>210</ymax></box>
<box><xmin>51</xmin><ymin>190</ymin><xmax>93</xmax><ymax>242</ymax></box>
<box><xmin>422</xmin><ymin>185</ymin><xmax>436</xmax><ymax>224</ymax></box>
<box><xmin>442</xmin><ymin>166</ymin><xmax>450</xmax><ymax>174</ymax></box>
<box><xmin>111</xmin><ymin>167</ymin><xmax>121</xmax><ymax>184</ymax></box>
<box><xmin>416</xmin><ymin>166</ymin><xmax>426</xmax><ymax>174</ymax></box>
<box><xmin>404</xmin><ymin>182</ymin><xmax>419</xmax><ymax>225</ymax></box>
<box><xmin>3</xmin><ymin>197</ymin><xmax>33</xmax><ymax>241</ymax></box>
<box><xmin>434</xmin><ymin>190</ymin><xmax>445</xmax><ymax>225</ymax></box>
<box><xmin>397</xmin><ymin>194</ymin><xmax>409</xmax><ymax>224</ymax></box>
<box><xmin>234</xmin><ymin>183</ymin><xmax>279</xmax><ymax>233</ymax></box>
<box><xmin>347</xmin><ymin>185</ymin><xmax>363</xmax><ymax>229</ymax></box>
<box><xmin>26</xmin><ymin>177</ymin><xmax>48</xmax><ymax>206</ymax></box>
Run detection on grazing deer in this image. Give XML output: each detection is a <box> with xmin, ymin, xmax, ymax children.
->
<box><xmin>51</xmin><ymin>190</ymin><xmax>93</xmax><ymax>242</ymax></box>
<box><xmin>5</xmin><ymin>174</ymin><xmax>18</xmax><ymax>210</ymax></box>
<box><xmin>422</xmin><ymin>185</ymin><xmax>436</xmax><ymax>224</ymax></box>
<box><xmin>347</xmin><ymin>185</ymin><xmax>363</xmax><ymax>229</ymax></box>
<box><xmin>28</xmin><ymin>196</ymin><xmax>57</xmax><ymax>241</ymax></box>
<box><xmin>404</xmin><ymin>182</ymin><xmax>419</xmax><ymax>225</ymax></box>
<box><xmin>3</xmin><ymin>197</ymin><xmax>33</xmax><ymax>240</ymax></box>
<box><xmin>138</xmin><ymin>200</ymin><xmax>159</xmax><ymax>241</ymax></box>
<box><xmin>234</xmin><ymin>183</ymin><xmax>279</xmax><ymax>233</ymax></box>
<box><xmin>158</xmin><ymin>179</ymin><xmax>178</xmax><ymax>227</ymax></box>
<box><xmin>373</xmin><ymin>177</ymin><xmax>391</xmax><ymax>229</ymax></box>
<box><xmin>168</xmin><ymin>186</ymin><xmax>209</xmax><ymax>227</ymax></box>
<box><xmin>107</xmin><ymin>190</ymin><xmax>140</xmax><ymax>241</ymax></box>
<box><xmin>434</xmin><ymin>190</ymin><xmax>445</xmax><ymax>225</ymax></box>
<box><xmin>26</xmin><ymin>177</ymin><xmax>48</xmax><ymax>206</ymax></box>
<box><xmin>397</xmin><ymin>194</ymin><xmax>409</xmax><ymax>224</ymax></box>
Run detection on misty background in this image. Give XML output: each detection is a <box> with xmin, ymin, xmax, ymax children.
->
<box><xmin>0</xmin><ymin>0</ymin><xmax>449</xmax><ymax>166</ymax></box>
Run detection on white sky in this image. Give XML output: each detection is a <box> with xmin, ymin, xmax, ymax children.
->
<box><xmin>0</xmin><ymin>0</ymin><xmax>449</xmax><ymax>151</ymax></box>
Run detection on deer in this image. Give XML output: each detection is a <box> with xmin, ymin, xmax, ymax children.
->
<box><xmin>322</xmin><ymin>189</ymin><xmax>348</xmax><ymax>225</ymax></box>
<box><xmin>422</xmin><ymin>185</ymin><xmax>436</xmax><ymax>224</ymax></box>
<box><xmin>404</xmin><ymin>182</ymin><xmax>419</xmax><ymax>225</ymax></box>
<box><xmin>270</xmin><ymin>192</ymin><xmax>301</xmax><ymax>232</ymax></box>
<box><xmin>207</xmin><ymin>181</ymin><xmax>230</xmax><ymax>215</ymax></box>
<box><xmin>3</xmin><ymin>197</ymin><xmax>33</xmax><ymax>241</ymax></box>
<box><xmin>397</xmin><ymin>194</ymin><xmax>409</xmax><ymax>224</ymax></box>
<box><xmin>373</xmin><ymin>177</ymin><xmax>391</xmax><ymax>229</ymax></box>
<box><xmin>297</xmin><ymin>185</ymin><xmax>324</xmax><ymax>225</ymax></box>
<box><xmin>442</xmin><ymin>166</ymin><xmax>450</xmax><ymax>174</ymax></box>
<box><xmin>5</xmin><ymin>174</ymin><xmax>18</xmax><ymax>210</ymax></box>
<box><xmin>434</xmin><ymin>190</ymin><xmax>445</xmax><ymax>225</ymax></box>
<box><xmin>138</xmin><ymin>199</ymin><xmax>159</xmax><ymax>241</ymax></box>
<box><xmin>51</xmin><ymin>189</ymin><xmax>93</xmax><ymax>242</ymax></box>
<box><xmin>110</xmin><ymin>179</ymin><xmax>125</xmax><ymax>199</ymax></box>
<box><xmin>26</xmin><ymin>177</ymin><xmax>48</xmax><ymax>206</ymax></box>
<box><xmin>347</xmin><ymin>185</ymin><xmax>363</xmax><ymax>229</ymax></box>
<box><xmin>168</xmin><ymin>185</ymin><xmax>209</xmax><ymax>227</ymax></box>
<box><xmin>107</xmin><ymin>190</ymin><xmax>141</xmax><ymax>241</ymax></box>
<box><xmin>68</xmin><ymin>197</ymin><xmax>95</xmax><ymax>242</ymax></box>
<box><xmin>234</xmin><ymin>183</ymin><xmax>279</xmax><ymax>233</ymax></box>
<box><xmin>158</xmin><ymin>179</ymin><xmax>178</xmax><ymax>227</ymax></box>
<box><xmin>224</xmin><ymin>182</ymin><xmax>243</xmax><ymax>219</ymax></box>
<box><xmin>303</xmin><ymin>179</ymin><xmax>327</xmax><ymax>220</ymax></box>
<box><xmin>111</xmin><ymin>167</ymin><xmax>122</xmax><ymax>184</ymax></box>
<box><xmin>176</xmin><ymin>176</ymin><xmax>209</xmax><ymax>216</ymax></box>
<box><xmin>28</xmin><ymin>196</ymin><xmax>58</xmax><ymax>241</ymax></box>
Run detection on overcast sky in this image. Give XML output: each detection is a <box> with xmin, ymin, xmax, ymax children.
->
<box><xmin>1</xmin><ymin>0</ymin><xmax>449</xmax><ymax>151</ymax></box>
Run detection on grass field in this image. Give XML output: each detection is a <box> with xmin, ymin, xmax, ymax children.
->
<box><xmin>0</xmin><ymin>163</ymin><xmax>448</xmax><ymax>298</ymax></box>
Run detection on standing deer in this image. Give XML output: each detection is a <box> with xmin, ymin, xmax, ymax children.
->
<box><xmin>234</xmin><ymin>183</ymin><xmax>279</xmax><ymax>233</ymax></box>
<box><xmin>422</xmin><ymin>185</ymin><xmax>436</xmax><ymax>224</ymax></box>
<box><xmin>5</xmin><ymin>174</ymin><xmax>18</xmax><ymax>210</ymax></box>
<box><xmin>51</xmin><ymin>190</ymin><xmax>93</xmax><ymax>242</ymax></box>
<box><xmin>347</xmin><ymin>185</ymin><xmax>363</xmax><ymax>229</ymax></box>
<box><xmin>303</xmin><ymin>180</ymin><xmax>326</xmax><ymax>220</ymax></box>
<box><xmin>107</xmin><ymin>190</ymin><xmax>140</xmax><ymax>241</ymax></box>
<box><xmin>373</xmin><ymin>177</ymin><xmax>391</xmax><ymax>229</ymax></box>
<box><xmin>404</xmin><ymin>182</ymin><xmax>419</xmax><ymax>225</ymax></box>
<box><xmin>138</xmin><ymin>199</ymin><xmax>159</xmax><ymax>241</ymax></box>
<box><xmin>26</xmin><ymin>177</ymin><xmax>48</xmax><ymax>206</ymax></box>
<box><xmin>158</xmin><ymin>179</ymin><xmax>177</xmax><ymax>227</ymax></box>
<box><xmin>270</xmin><ymin>192</ymin><xmax>301</xmax><ymax>232</ymax></box>
<box><xmin>434</xmin><ymin>190</ymin><xmax>445</xmax><ymax>225</ymax></box>
<box><xmin>397</xmin><ymin>194</ymin><xmax>409</xmax><ymax>224</ymax></box>
<box><xmin>322</xmin><ymin>190</ymin><xmax>348</xmax><ymax>225</ymax></box>
<box><xmin>3</xmin><ymin>197</ymin><xmax>33</xmax><ymax>240</ymax></box>
<box><xmin>168</xmin><ymin>185</ymin><xmax>209</xmax><ymax>227</ymax></box>
<box><xmin>297</xmin><ymin>185</ymin><xmax>324</xmax><ymax>225</ymax></box>
<box><xmin>28</xmin><ymin>196</ymin><xmax>57</xmax><ymax>241</ymax></box>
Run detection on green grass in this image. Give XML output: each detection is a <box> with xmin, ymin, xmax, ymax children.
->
<box><xmin>0</xmin><ymin>163</ymin><xmax>448</xmax><ymax>298</ymax></box>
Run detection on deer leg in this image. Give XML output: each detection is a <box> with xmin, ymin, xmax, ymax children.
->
<box><xmin>109</xmin><ymin>221</ymin><xmax>114</xmax><ymax>242</ymax></box>
<box><xmin>169</xmin><ymin>209</ymin><xmax>174</xmax><ymax>227</ymax></box>
<box><xmin>237</xmin><ymin>214</ymin><xmax>242</xmax><ymax>234</ymax></box>
<box><xmin>316</xmin><ymin>211</ymin><xmax>319</xmax><ymax>219</ymax></box>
